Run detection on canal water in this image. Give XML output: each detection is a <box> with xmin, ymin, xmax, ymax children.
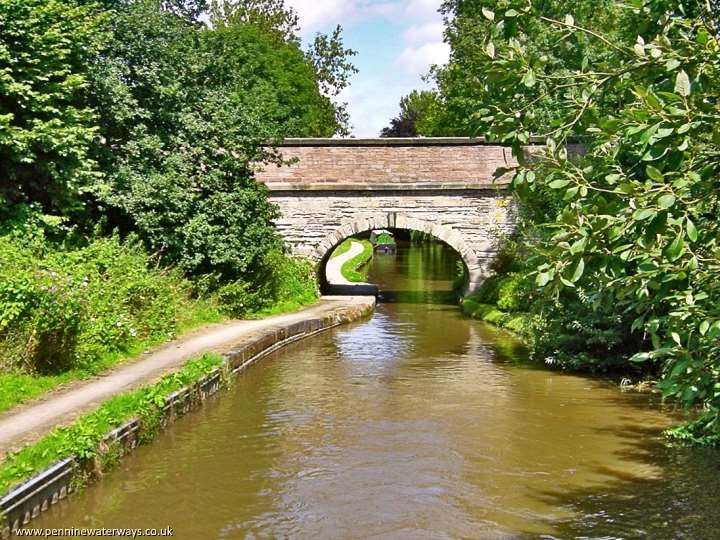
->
<box><xmin>36</xmin><ymin>243</ymin><xmax>719</xmax><ymax>539</ymax></box>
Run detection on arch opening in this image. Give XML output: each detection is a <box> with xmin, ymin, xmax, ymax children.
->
<box><xmin>314</xmin><ymin>213</ymin><xmax>487</xmax><ymax>296</ymax></box>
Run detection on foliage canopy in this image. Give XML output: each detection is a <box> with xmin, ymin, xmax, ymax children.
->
<box><xmin>421</xmin><ymin>0</ymin><xmax>720</xmax><ymax>443</ymax></box>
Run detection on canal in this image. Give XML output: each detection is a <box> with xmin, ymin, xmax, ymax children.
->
<box><xmin>36</xmin><ymin>243</ymin><xmax>719</xmax><ymax>538</ymax></box>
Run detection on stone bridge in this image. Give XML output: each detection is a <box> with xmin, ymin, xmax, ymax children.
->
<box><xmin>255</xmin><ymin>138</ymin><xmax>528</xmax><ymax>294</ymax></box>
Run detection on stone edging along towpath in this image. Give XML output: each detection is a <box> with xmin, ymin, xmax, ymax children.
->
<box><xmin>0</xmin><ymin>295</ymin><xmax>375</xmax><ymax>537</ymax></box>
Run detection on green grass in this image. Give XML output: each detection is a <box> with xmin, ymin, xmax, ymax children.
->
<box><xmin>340</xmin><ymin>239</ymin><xmax>374</xmax><ymax>282</ymax></box>
<box><xmin>0</xmin><ymin>353</ymin><xmax>226</xmax><ymax>494</ymax></box>
<box><xmin>0</xmin><ymin>299</ymin><xmax>224</xmax><ymax>415</ymax></box>
<box><xmin>330</xmin><ymin>239</ymin><xmax>353</xmax><ymax>259</ymax></box>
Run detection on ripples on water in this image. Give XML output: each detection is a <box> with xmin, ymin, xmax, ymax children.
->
<box><xmin>35</xmin><ymin>243</ymin><xmax>720</xmax><ymax>539</ymax></box>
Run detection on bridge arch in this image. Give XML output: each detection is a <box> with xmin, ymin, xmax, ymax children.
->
<box><xmin>315</xmin><ymin>212</ymin><xmax>485</xmax><ymax>295</ymax></box>
<box><xmin>257</xmin><ymin>138</ymin><xmax>525</xmax><ymax>296</ymax></box>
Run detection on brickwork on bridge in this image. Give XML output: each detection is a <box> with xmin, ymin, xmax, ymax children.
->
<box><xmin>255</xmin><ymin>138</ymin><xmax>523</xmax><ymax>294</ymax></box>
<box><xmin>256</xmin><ymin>138</ymin><xmax>516</xmax><ymax>190</ymax></box>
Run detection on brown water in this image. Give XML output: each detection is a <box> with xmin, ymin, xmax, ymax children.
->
<box><xmin>37</xmin><ymin>244</ymin><xmax>719</xmax><ymax>539</ymax></box>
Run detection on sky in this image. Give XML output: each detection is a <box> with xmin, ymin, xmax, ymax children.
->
<box><xmin>285</xmin><ymin>0</ymin><xmax>450</xmax><ymax>137</ymax></box>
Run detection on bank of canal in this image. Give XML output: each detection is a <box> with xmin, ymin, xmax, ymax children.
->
<box><xmin>34</xmin><ymin>243</ymin><xmax>720</xmax><ymax>538</ymax></box>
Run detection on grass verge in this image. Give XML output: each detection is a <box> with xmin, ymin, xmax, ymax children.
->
<box><xmin>340</xmin><ymin>240</ymin><xmax>374</xmax><ymax>282</ymax></box>
<box><xmin>0</xmin><ymin>353</ymin><xmax>227</xmax><ymax>495</ymax></box>
<box><xmin>0</xmin><ymin>236</ymin><xmax>319</xmax><ymax>414</ymax></box>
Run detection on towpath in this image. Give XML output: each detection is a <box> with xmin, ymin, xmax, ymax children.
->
<box><xmin>0</xmin><ymin>296</ymin><xmax>374</xmax><ymax>456</ymax></box>
<box><xmin>325</xmin><ymin>240</ymin><xmax>365</xmax><ymax>285</ymax></box>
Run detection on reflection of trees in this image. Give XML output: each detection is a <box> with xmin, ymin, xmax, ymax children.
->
<box><xmin>532</xmin><ymin>423</ymin><xmax>720</xmax><ymax>539</ymax></box>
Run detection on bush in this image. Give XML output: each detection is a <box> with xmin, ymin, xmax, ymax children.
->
<box><xmin>496</xmin><ymin>274</ymin><xmax>529</xmax><ymax>313</ymax></box>
<box><xmin>374</xmin><ymin>233</ymin><xmax>395</xmax><ymax>245</ymax></box>
<box><xmin>0</xmin><ymin>231</ymin><xmax>220</xmax><ymax>376</ymax></box>
<box><xmin>217</xmin><ymin>250</ymin><xmax>318</xmax><ymax>318</ymax></box>
<box><xmin>472</xmin><ymin>272</ymin><xmax>530</xmax><ymax>313</ymax></box>
<box><xmin>531</xmin><ymin>292</ymin><xmax>645</xmax><ymax>373</ymax></box>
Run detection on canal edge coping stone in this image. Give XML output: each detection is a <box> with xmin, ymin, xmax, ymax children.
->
<box><xmin>0</xmin><ymin>296</ymin><xmax>375</xmax><ymax>538</ymax></box>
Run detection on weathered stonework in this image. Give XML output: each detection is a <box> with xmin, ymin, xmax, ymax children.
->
<box><xmin>255</xmin><ymin>138</ymin><xmax>523</xmax><ymax>294</ymax></box>
<box><xmin>269</xmin><ymin>190</ymin><xmax>516</xmax><ymax>293</ymax></box>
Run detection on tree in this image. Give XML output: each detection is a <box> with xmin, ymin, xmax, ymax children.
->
<box><xmin>306</xmin><ymin>25</ymin><xmax>358</xmax><ymax>135</ymax></box>
<box><xmin>210</xmin><ymin>0</ymin><xmax>300</xmax><ymax>41</ymax></box>
<box><xmin>87</xmin><ymin>0</ymin><xmax>283</xmax><ymax>287</ymax></box>
<box><xmin>433</xmin><ymin>0</ymin><xmax>630</xmax><ymax>136</ymax></box>
<box><xmin>0</xmin><ymin>0</ymin><xmax>104</xmax><ymax>222</ymax></box>
<box><xmin>380</xmin><ymin>90</ymin><xmax>442</xmax><ymax>137</ymax></box>
<box><xmin>204</xmin><ymin>22</ymin><xmax>342</xmax><ymax>137</ymax></box>
<box><xmin>432</xmin><ymin>0</ymin><xmax>720</xmax><ymax>443</ymax></box>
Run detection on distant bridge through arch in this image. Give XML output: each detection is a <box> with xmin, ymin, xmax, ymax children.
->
<box><xmin>256</xmin><ymin>138</ymin><xmax>532</xmax><ymax>295</ymax></box>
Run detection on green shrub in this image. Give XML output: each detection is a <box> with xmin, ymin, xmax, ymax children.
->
<box><xmin>531</xmin><ymin>293</ymin><xmax>644</xmax><ymax>373</ymax></box>
<box><xmin>0</xmin><ymin>231</ymin><xmax>221</xmax><ymax>378</ymax></box>
<box><xmin>374</xmin><ymin>233</ymin><xmax>395</xmax><ymax>245</ymax></box>
<box><xmin>472</xmin><ymin>275</ymin><xmax>501</xmax><ymax>305</ymax></box>
<box><xmin>496</xmin><ymin>274</ymin><xmax>529</xmax><ymax>313</ymax></box>
<box><xmin>217</xmin><ymin>250</ymin><xmax>318</xmax><ymax>318</ymax></box>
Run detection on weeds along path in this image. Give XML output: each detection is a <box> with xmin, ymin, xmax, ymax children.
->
<box><xmin>0</xmin><ymin>297</ymin><xmax>374</xmax><ymax>457</ymax></box>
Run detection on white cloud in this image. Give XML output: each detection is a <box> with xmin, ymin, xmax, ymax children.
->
<box><xmin>285</xmin><ymin>0</ymin><xmax>441</xmax><ymax>36</ymax></box>
<box><xmin>286</xmin><ymin>0</ymin><xmax>400</xmax><ymax>36</ymax></box>
<box><xmin>402</xmin><ymin>22</ymin><xmax>444</xmax><ymax>43</ymax></box>
<box><xmin>285</xmin><ymin>0</ymin><xmax>348</xmax><ymax>34</ymax></box>
<box><xmin>396</xmin><ymin>41</ymin><xmax>449</xmax><ymax>75</ymax></box>
<box><xmin>401</xmin><ymin>0</ymin><xmax>443</xmax><ymax>21</ymax></box>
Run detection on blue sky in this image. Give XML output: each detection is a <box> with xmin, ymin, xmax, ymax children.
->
<box><xmin>286</xmin><ymin>0</ymin><xmax>449</xmax><ymax>137</ymax></box>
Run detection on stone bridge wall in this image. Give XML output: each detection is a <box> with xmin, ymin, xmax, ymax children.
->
<box><xmin>255</xmin><ymin>138</ymin><xmax>526</xmax><ymax>293</ymax></box>
<box><xmin>267</xmin><ymin>189</ymin><xmax>516</xmax><ymax>293</ymax></box>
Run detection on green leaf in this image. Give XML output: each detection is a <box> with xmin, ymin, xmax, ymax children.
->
<box><xmin>675</xmin><ymin>70</ymin><xmax>691</xmax><ymax>97</ymax></box>
<box><xmin>548</xmin><ymin>179</ymin><xmax>571</xmax><ymax>189</ymax></box>
<box><xmin>665</xmin><ymin>59</ymin><xmax>681</xmax><ymax>71</ymax></box>
<box><xmin>646</xmin><ymin>165</ymin><xmax>663</xmax><ymax>181</ymax></box>
<box><xmin>571</xmin><ymin>258</ymin><xmax>585</xmax><ymax>282</ymax></box>
<box><xmin>505</xmin><ymin>9</ymin><xmax>519</xmax><ymax>17</ymax></box>
<box><xmin>570</xmin><ymin>237</ymin><xmax>587</xmax><ymax>254</ymax></box>
<box><xmin>642</xmin><ymin>146</ymin><xmax>669</xmax><ymax>161</ymax></box>
<box><xmin>633</xmin><ymin>208</ymin><xmax>656</xmax><ymax>221</ymax></box>
<box><xmin>630</xmin><ymin>352</ymin><xmax>652</xmax><ymax>363</ymax></box>
<box><xmin>709</xmin><ymin>321</ymin><xmax>720</xmax><ymax>339</ymax></box>
<box><xmin>522</xmin><ymin>69</ymin><xmax>536</xmax><ymax>88</ymax></box>
<box><xmin>686</xmin><ymin>218</ymin><xmax>698</xmax><ymax>242</ymax></box>
<box><xmin>485</xmin><ymin>41</ymin><xmax>495</xmax><ymax>58</ymax></box>
<box><xmin>536</xmin><ymin>272</ymin><xmax>550</xmax><ymax>287</ymax></box>
<box><xmin>665</xmin><ymin>232</ymin><xmax>685</xmax><ymax>261</ymax></box>
<box><xmin>657</xmin><ymin>194</ymin><xmax>676</xmax><ymax>209</ymax></box>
